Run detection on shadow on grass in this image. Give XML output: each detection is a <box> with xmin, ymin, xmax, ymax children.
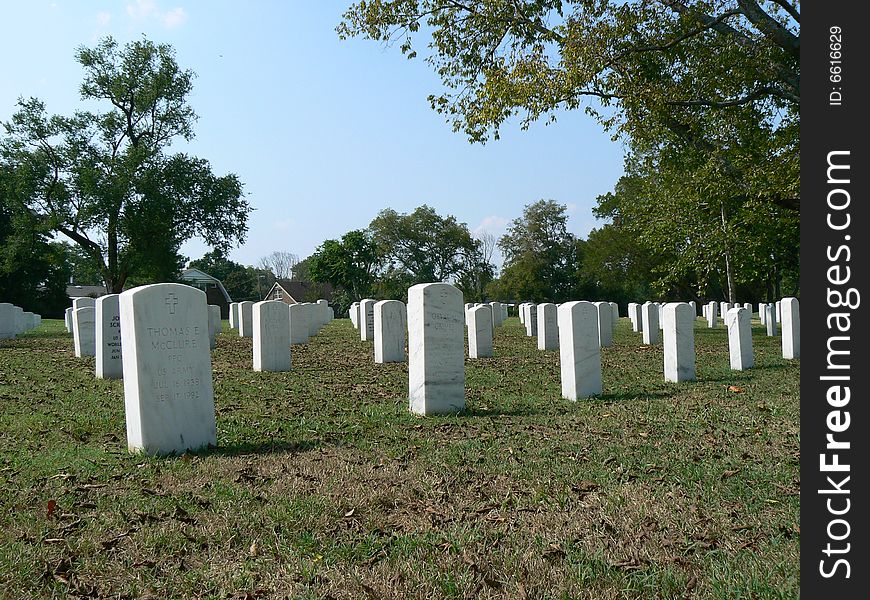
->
<box><xmin>700</xmin><ymin>363</ymin><xmax>793</xmax><ymax>382</ymax></box>
<box><xmin>593</xmin><ymin>391</ymin><xmax>672</xmax><ymax>404</ymax></box>
<box><xmin>203</xmin><ymin>438</ymin><xmax>321</xmax><ymax>458</ymax></box>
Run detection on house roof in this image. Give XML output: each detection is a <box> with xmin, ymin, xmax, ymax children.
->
<box><xmin>267</xmin><ymin>280</ymin><xmax>333</xmax><ymax>303</ymax></box>
<box><xmin>180</xmin><ymin>268</ymin><xmax>233</xmax><ymax>303</ymax></box>
<box><xmin>67</xmin><ymin>284</ymin><xmax>108</xmax><ymax>298</ymax></box>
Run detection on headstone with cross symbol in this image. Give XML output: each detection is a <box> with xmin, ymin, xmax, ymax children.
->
<box><xmin>119</xmin><ymin>283</ymin><xmax>216</xmax><ymax>455</ymax></box>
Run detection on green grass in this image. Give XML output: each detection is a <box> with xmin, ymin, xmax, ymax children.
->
<box><xmin>0</xmin><ymin>315</ymin><xmax>799</xmax><ymax>599</ymax></box>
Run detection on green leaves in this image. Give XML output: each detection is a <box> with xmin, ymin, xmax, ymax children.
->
<box><xmin>1</xmin><ymin>36</ymin><xmax>250</xmax><ymax>293</ymax></box>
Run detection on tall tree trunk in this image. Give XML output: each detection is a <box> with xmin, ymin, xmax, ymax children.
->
<box><xmin>719</xmin><ymin>200</ymin><xmax>737</xmax><ymax>303</ymax></box>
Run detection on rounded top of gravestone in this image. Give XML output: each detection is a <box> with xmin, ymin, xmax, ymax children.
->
<box><xmin>408</xmin><ymin>282</ymin><xmax>463</xmax><ymax>304</ymax></box>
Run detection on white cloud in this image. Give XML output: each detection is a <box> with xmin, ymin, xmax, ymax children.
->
<box><xmin>162</xmin><ymin>7</ymin><xmax>187</xmax><ymax>28</ymax></box>
<box><xmin>96</xmin><ymin>11</ymin><xmax>111</xmax><ymax>26</ymax></box>
<box><xmin>125</xmin><ymin>1</ymin><xmax>188</xmax><ymax>28</ymax></box>
<box><xmin>472</xmin><ymin>215</ymin><xmax>509</xmax><ymax>238</ymax></box>
<box><xmin>273</xmin><ymin>218</ymin><xmax>294</xmax><ymax>232</ymax></box>
<box><xmin>565</xmin><ymin>202</ymin><xmax>578</xmax><ymax>213</ymax></box>
<box><xmin>127</xmin><ymin>0</ymin><xmax>157</xmax><ymax>20</ymax></box>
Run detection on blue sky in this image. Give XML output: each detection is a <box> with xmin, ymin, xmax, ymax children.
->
<box><xmin>1</xmin><ymin>1</ymin><xmax>625</xmax><ymax>271</ymax></box>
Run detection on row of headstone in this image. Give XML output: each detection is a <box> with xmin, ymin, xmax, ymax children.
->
<box><xmin>59</xmin><ymin>284</ymin><xmax>800</xmax><ymax>456</ymax></box>
<box><xmin>229</xmin><ymin>299</ymin><xmax>333</xmax><ymax>343</ymax></box>
<box><xmin>0</xmin><ymin>302</ymin><xmax>42</xmax><ymax>339</ymax></box>
<box><xmin>67</xmin><ymin>294</ymin><xmax>227</xmax><ymax>381</ymax></box>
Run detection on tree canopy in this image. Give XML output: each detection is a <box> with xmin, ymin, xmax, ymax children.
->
<box><xmin>339</xmin><ymin>1</ymin><xmax>800</xmax><ymax>302</ymax></box>
<box><xmin>0</xmin><ymin>37</ymin><xmax>251</xmax><ymax>293</ymax></box>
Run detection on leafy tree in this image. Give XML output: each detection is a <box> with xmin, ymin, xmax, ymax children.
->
<box><xmin>0</xmin><ymin>186</ymin><xmax>70</xmax><ymax>316</ymax></box>
<box><xmin>339</xmin><ymin>1</ymin><xmax>800</xmax><ymax>301</ymax></box>
<box><xmin>338</xmin><ymin>1</ymin><xmax>798</xmax><ymax>151</ymax></box>
<box><xmin>498</xmin><ymin>200</ymin><xmax>579</xmax><ymax>302</ymax></box>
<box><xmin>0</xmin><ymin>37</ymin><xmax>250</xmax><ymax>293</ymax></box>
<box><xmin>581</xmin><ymin>223</ymin><xmax>659</xmax><ymax>305</ymax></box>
<box><xmin>54</xmin><ymin>242</ymin><xmax>105</xmax><ymax>286</ymax></box>
<box><xmin>369</xmin><ymin>205</ymin><xmax>485</xmax><ymax>284</ymax></box>
<box><xmin>290</xmin><ymin>257</ymin><xmax>311</xmax><ymax>282</ymax></box>
<box><xmin>308</xmin><ymin>230</ymin><xmax>379</xmax><ymax>308</ymax></box>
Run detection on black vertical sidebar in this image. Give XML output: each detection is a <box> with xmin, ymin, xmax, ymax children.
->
<box><xmin>801</xmin><ymin>1</ymin><xmax>868</xmax><ymax>596</ymax></box>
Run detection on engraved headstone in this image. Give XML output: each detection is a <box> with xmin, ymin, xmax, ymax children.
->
<box><xmin>558</xmin><ymin>301</ymin><xmax>602</xmax><ymax>400</ymax></box>
<box><xmin>727</xmin><ymin>307</ymin><xmax>753</xmax><ymax>370</ymax></box>
<box><xmin>662</xmin><ymin>302</ymin><xmax>695</xmax><ymax>382</ymax></box>
<box><xmin>765</xmin><ymin>304</ymin><xmax>777</xmax><ymax>336</ymax></box>
<box><xmin>73</xmin><ymin>307</ymin><xmax>96</xmax><ymax>357</ymax></box>
<box><xmin>238</xmin><ymin>301</ymin><xmax>254</xmax><ymax>338</ymax></box>
<box><xmin>642</xmin><ymin>302</ymin><xmax>660</xmax><ymax>344</ymax></box>
<box><xmin>95</xmin><ymin>295</ymin><xmax>123</xmax><ymax>379</ymax></box>
<box><xmin>64</xmin><ymin>307</ymin><xmax>73</xmax><ymax>333</ymax></box>
<box><xmin>119</xmin><ymin>283</ymin><xmax>216</xmax><ymax>455</ymax></box>
<box><xmin>594</xmin><ymin>301</ymin><xmax>613</xmax><ymax>347</ymax></box>
<box><xmin>288</xmin><ymin>303</ymin><xmax>309</xmax><ymax>344</ymax></box>
<box><xmin>537</xmin><ymin>303</ymin><xmax>559</xmax><ymax>351</ymax></box>
<box><xmin>350</xmin><ymin>302</ymin><xmax>360</xmax><ymax>328</ymax></box>
<box><xmin>468</xmin><ymin>304</ymin><xmax>493</xmax><ymax>358</ymax></box>
<box><xmin>374</xmin><ymin>299</ymin><xmax>406</xmax><ymax>363</ymax></box>
<box><xmin>408</xmin><ymin>283</ymin><xmax>464</xmax><ymax>415</ymax></box>
<box><xmin>781</xmin><ymin>297</ymin><xmax>799</xmax><ymax>359</ymax></box>
<box><xmin>229</xmin><ymin>302</ymin><xmax>239</xmax><ymax>329</ymax></box>
<box><xmin>0</xmin><ymin>303</ymin><xmax>16</xmax><ymax>339</ymax></box>
<box><xmin>253</xmin><ymin>301</ymin><xmax>291</xmax><ymax>372</ymax></box>
<box><xmin>207</xmin><ymin>305</ymin><xmax>222</xmax><ymax>349</ymax></box>
<box><xmin>359</xmin><ymin>298</ymin><xmax>376</xmax><ymax>341</ymax></box>
<box><xmin>525</xmin><ymin>303</ymin><xmax>538</xmax><ymax>337</ymax></box>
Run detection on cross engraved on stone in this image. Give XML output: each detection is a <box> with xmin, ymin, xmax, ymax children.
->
<box><xmin>165</xmin><ymin>293</ymin><xmax>179</xmax><ymax>315</ymax></box>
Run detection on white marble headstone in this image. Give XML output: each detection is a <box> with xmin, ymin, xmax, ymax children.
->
<box><xmin>350</xmin><ymin>302</ymin><xmax>360</xmax><ymax>328</ymax></box>
<box><xmin>229</xmin><ymin>302</ymin><xmax>239</xmax><ymax>329</ymax></box>
<box><xmin>207</xmin><ymin>305</ymin><xmax>221</xmax><ymax>350</ymax></box>
<box><xmin>95</xmin><ymin>294</ymin><xmax>123</xmax><ymax>379</ymax></box>
<box><xmin>781</xmin><ymin>297</ymin><xmax>799</xmax><ymax>359</ymax></box>
<box><xmin>662</xmin><ymin>303</ymin><xmax>695</xmax><ymax>382</ymax></box>
<box><xmin>119</xmin><ymin>283</ymin><xmax>216</xmax><ymax>455</ymax></box>
<box><xmin>408</xmin><ymin>283</ymin><xmax>465</xmax><ymax>415</ymax></box>
<box><xmin>594</xmin><ymin>302</ymin><xmax>613</xmax><ymax>348</ymax></box>
<box><xmin>706</xmin><ymin>301</ymin><xmax>718</xmax><ymax>328</ymax></box>
<box><xmin>238</xmin><ymin>301</ymin><xmax>254</xmax><ymax>338</ymax></box>
<box><xmin>537</xmin><ymin>303</ymin><xmax>559</xmax><ymax>351</ymax></box>
<box><xmin>359</xmin><ymin>299</ymin><xmax>376</xmax><ymax>342</ymax></box>
<box><xmin>630</xmin><ymin>303</ymin><xmax>643</xmax><ymax>332</ymax></box>
<box><xmin>490</xmin><ymin>301</ymin><xmax>503</xmax><ymax>328</ymax></box>
<box><xmin>727</xmin><ymin>307</ymin><xmax>753</xmax><ymax>370</ymax></box>
<box><xmin>525</xmin><ymin>304</ymin><xmax>538</xmax><ymax>337</ymax></box>
<box><xmin>467</xmin><ymin>304</ymin><xmax>493</xmax><ymax>358</ymax></box>
<box><xmin>253</xmin><ymin>300</ymin><xmax>291</xmax><ymax>372</ymax></box>
<box><xmin>765</xmin><ymin>304</ymin><xmax>778</xmax><ymax>336</ymax></box>
<box><xmin>642</xmin><ymin>302</ymin><xmax>660</xmax><ymax>345</ymax></box>
<box><xmin>73</xmin><ymin>297</ymin><xmax>96</xmax><ymax>311</ymax></box>
<box><xmin>374</xmin><ymin>300</ymin><xmax>406</xmax><ymax>363</ymax></box>
<box><xmin>73</xmin><ymin>307</ymin><xmax>96</xmax><ymax>357</ymax></box>
<box><xmin>288</xmin><ymin>303</ymin><xmax>309</xmax><ymax>344</ymax></box>
<box><xmin>557</xmin><ymin>301</ymin><xmax>602</xmax><ymax>400</ymax></box>
<box><xmin>0</xmin><ymin>303</ymin><xmax>15</xmax><ymax>339</ymax></box>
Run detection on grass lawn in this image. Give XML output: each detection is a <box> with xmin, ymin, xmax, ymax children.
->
<box><xmin>0</xmin><ymin>315</ymin><xmax>799</xmax><ymax>599</ymax></box>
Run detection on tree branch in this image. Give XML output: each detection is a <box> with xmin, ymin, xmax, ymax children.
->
<box><xmin>736</xmin><ymin>0</ymin><xmax>800</xmax><ymax>58</ymax></box>
<box><xmin>768</xmin><ymin>0</ymin><xmax>800</xmax><ymax>23</ymax></box>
